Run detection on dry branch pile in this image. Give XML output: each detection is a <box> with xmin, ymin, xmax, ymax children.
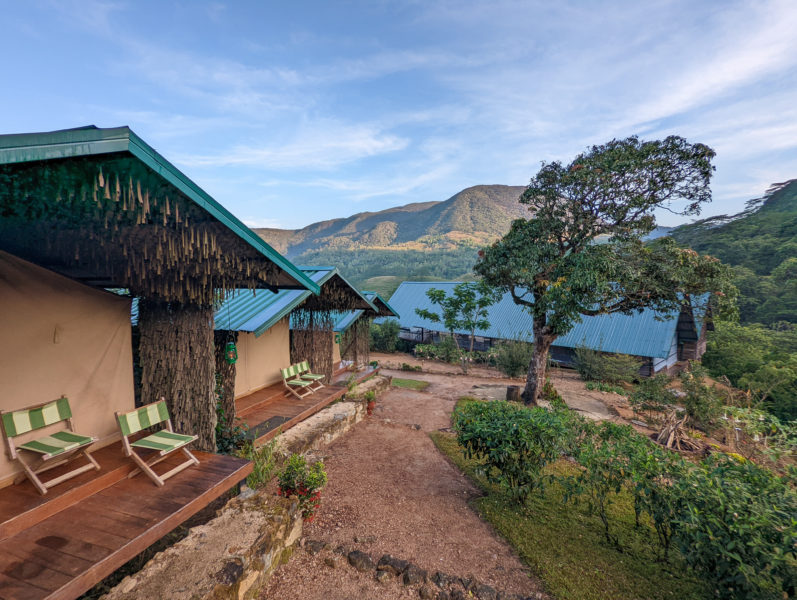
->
<box><xmin>655</xmin><ymin>411</ymin><xmax>704</xmax><ymax>452</ymax></box>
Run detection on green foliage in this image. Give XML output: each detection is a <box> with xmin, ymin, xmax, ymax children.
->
<box><xmin>495</xmin><ymin>339</ymin><xmax>534</xmax><ymax>378</ymax></box>
<box><xmin>414</xmin><ymin>337</ymin><xmax>461</xmax><ymax>363</ymax></box>
<box><xmin>671</xmin><ymin>454</ymin><xmax>797</xmax><ymax>599</ymax></box>
<box><xmin>722</xmin><ymin>406</ymin><xmax>796</xmax><ymax>464</ymax></box>
<box><xmin>628</xmin><ymin>374</ymin><xmax>675</xmax><ymax>421</ymax></box>
<box><xmin>476</xmin><ymin>136</ymin><xmax>736</xmax><ymax>403</ymax></box>
<box><xmin>215</xmin><ymin>402</ymin><xmax>249</xmax><ymax>455</ymax></box>
<box><xmin>585</xmin><ymin>381</ymin><xmax>627</xmax><ymax>395</ymax></box>
<box><xmin>431</xmin><ymin>433</ymin><xmax>710</xmax><ymax>600</ymax></box>
<box><xmin>671</xmin><ymin>179</ymin><xmax>797</xmax><ymax>325</ymax></box>
<box><xmin>369</xmin><ymin>318</ymin><xmax>400</xmax><ymax>352</ymax></box>
<box><xmin>415</xmin><ymin>281</ymin><xmax>501</xmax><ymax>353</ymax></box>
<box><xmin>574</xmin><ymin>346</ymin><xmax>642</xmax><ymax>384</ymax></box>
<box><xmin>701</xmin><ymin>321</ymin><xmax>797</xmax><ymax>420</ymax></box>
<box><xmin>679</xmin><ymin>365</ymin><xmax>724</xmax><ymax>429</ymax></box>
<box><xmin>237</xmin><ymin>438</ymin><xmax>278</xmax><ymax>490</ymax></box>
<box><xmin>277</xmin><ymin>453</ymin><xmax>328</xmax><ymax>520</ymax></box>
<box><xmin>400</xmin><ymin>362</ymin><xmax>422</xmax><ymax>371</ymax></box>
<box><xmin>452</xmin><ymin>399</ymin><xmax>571</xmax><ymax>503</ymax></box>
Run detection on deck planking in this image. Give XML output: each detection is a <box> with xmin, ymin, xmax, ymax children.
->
<box><xmin>0</xmin><ymin>450</ymin><xmax>251</xmax><ymax>600</ymax></box>
<box><xmin>234</xmin><ymin>366</ymin><xmax>379</xmax><ymax>445</ymax></box>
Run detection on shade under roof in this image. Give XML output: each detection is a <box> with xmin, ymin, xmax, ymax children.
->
<box><xmin>0</xmin><ymin>125</ymin><xmax>319</xmax><ymax>303</ymax></box>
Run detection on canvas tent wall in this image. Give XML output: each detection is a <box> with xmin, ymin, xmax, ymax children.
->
<box><xmin>0</xmin><ymin>251</ymin><xmax>135</xmax><ymax>486</ymax></box>
<box><xmin>386</xmin><ymin>281</ymin><xmax>704</xmax><ymax>375</ymax></box>
<box><xmin>333</xmin><ymin>291</ymin><xmax>399</xmax><ymax>366</ymax></box>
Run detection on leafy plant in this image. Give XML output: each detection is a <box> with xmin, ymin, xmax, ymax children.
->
<box><xmin>574</xmin><ymin>346</ymin><xmax>642</xmax><ymax>384</ymax></box>
<box><xmin>453</xmin><ymin>399</ymin><xmax>570</xmax><ymax>504</ymax></box>
<box><xmin>628</xmin><ymin>374</ymin><xmax>675</xmax><ymax>422</ymax></box>
<box><xmin>277</xmin><ymin>453</ymin><xmax>328</xmax><ymax>521</ymax></box>
<box><xmin>215</xmin><ymin>402</ymin><xmax>249</xmax><ymax>455</ymax></box>
<box><xmin>237</xmin><ymin>438</ymin><xmax>278</xmax><ymax>489</ymax></box>
<box><xmin>369</xmin><ymin>318</ymin><xmax>400</xmax><ymax>352</ymax></box>
<box><xmin>495</xmin><ymin>339</ymin><xmax>534</xmax><ymax>378</ymax></box>
<box><xmin>586</xmin><ymin>381</ymin><xmax>627</xmax><ymax>395</ymax></box>
<box><xmin>671</xmin><ymin>454</ymin><xmax>797</xmax><ymax>599</ymax></box>
<box><xmin>679</xmin><ymin>365</ymin><xmax>723</xmax><ymax>429</ymax></box>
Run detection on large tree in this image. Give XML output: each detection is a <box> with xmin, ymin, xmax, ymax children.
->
<box><xmin>475</xmin><ymin>136</ymin><xmax>737</xmax><ymax>405</ymax></box>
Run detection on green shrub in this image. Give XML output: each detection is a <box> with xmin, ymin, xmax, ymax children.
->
<box><xmin>679</xmin><ymin>365</ymin><xmax>723</xmax><ymax>429</ymax></box>
<box><xmin>495</xmin><ymin>339</ymin><xmax>534</xmax><ymax>377</ymax></box>
<box><xmin>277</xmin><ymin>453</ymin><xmax>328</xmax><ymax>521</ymax></box>
<box><xmin>628</xmin><ymin>374</ymin><xmax>675</xmax><ymax>422</ymax></box>
<box><xmin>237</xmin><ymin>438</ymin><xmax>278</xmax><ymax>489</ymax></box>
<box><xmin>414</xmin><ymin>337</ymin><xmax>461</xmax><ymax>364</ymax></box>
<box><xmin>585</xmin><ymin>381</ymin><xmax>627</xmax><ymax>395</ymax></box>
<box><xmin>671</xmin><ymin>454</ymin><xmax>797</xmax><ymax>599</ymax></box>
<box><xmin>574</xmin><ymin>346</ymin><xmax>642</xmax><ymax>383</ymax></box>
<box><xmin>370</xmin><ymin>319</ymin><xmax>400</xmax><ymax>352</ymax></box>
<box><xmin>453</xmin><ymin>399</ymin><xmax>571</xmax><ymax>504</ymax></box>
<box><xmin>215</xmin><ymin>402</ymin><xmax>249</xmax><ymax>455</ymax></box>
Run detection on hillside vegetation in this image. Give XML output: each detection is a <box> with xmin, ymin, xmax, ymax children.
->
<box><xmin>671</xmin><ymin>179</ymin><xmax>797</xmax><ymax>324</ymax></box>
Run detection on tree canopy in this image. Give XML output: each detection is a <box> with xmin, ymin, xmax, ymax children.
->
<box><xmin>475</xmin><ymin>136</ymin><xmax>736</xmax><ymax>404</ymax></box>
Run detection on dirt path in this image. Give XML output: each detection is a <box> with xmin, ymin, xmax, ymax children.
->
<box><xmin>260</xmin><ymin>372</ymin><xmax>550</xmax><ymax>600</ymax></box>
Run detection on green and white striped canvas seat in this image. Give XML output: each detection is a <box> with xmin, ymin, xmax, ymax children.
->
<box><xmin>2</xmin><ymin>396</ymin><xmax>74</xmax><ymax>438</ymax></box>
<box><xmin>117</xmin><ymin>400</ymin><xmax>171</xmax><ymax>436</ymax></box>
<box><xmin>281</xmin><ymin>365</ymin><xmax>312</xmax><ymax>386</ymax></box>
<box><xmin>132</xmin><ymin>430</ymin><xmax>195</xmax><ymax>453</ymax></box>
<box><xmin>19</xmin><ymin>431</ymin><xmax>93</xmax><ymax>457</ymax></box>
<box><xmin>298</xmin><ymin>361</ymin><xmax>324</xmax><ymax>380</ymax></box>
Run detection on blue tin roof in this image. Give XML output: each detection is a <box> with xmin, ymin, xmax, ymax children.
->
<box><xmin>132</xmin><ymin>267</ymin><xmax>377</xmax><ymax>337</ymax></box>
<box><xmin>385</xmin><ymin>281</ymin><xmax>690</xmax><ymax>359</ymax></box>
<box><xmin>332</xmin><ymin>291</ymin><xmax>399</xmax><ymax>334</ymax></box>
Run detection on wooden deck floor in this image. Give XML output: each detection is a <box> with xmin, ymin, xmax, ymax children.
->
<box><xmin>0</xmin><ymin>443</ymin><xmax>251</xmax><ymax>600</ymax></box>
<box><xmin>236</xmin><ymin>366</ymin><xmax>379</xmax><ymax>445</ymax></box>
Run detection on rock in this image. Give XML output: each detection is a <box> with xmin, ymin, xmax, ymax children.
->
<box><xmin>377</xmin><ymin>554</ymin><xmax>409</xmax><ymax>575</ymax></box>
<box><xmin>432</xmin><ymin>572</ymin><xmax>453</xmax><ymax>589</ymax></box>
<box><xmin>375</xmin><ymin>569</ymin><xmax>393</xmax><ymax>584</ymax></box>
<box><xmin>305</xmin><ymin>540</ymin><xmax>327</xmax><ymax>555</ymax></box>
<box><xmin>475</xmin><ymin>584</ymin><xmax>498</xmax><ymax>600</ymax></box>
<box><xmin>348</xmin><ymin>550</ymin><xmax>375</xmax><ymax>572</ymax></box>
<box><xmin>214</xmin><ymin>558</ymin><xmax>244</xmax><ymax>586</ymax></box>
<box><xmin>459</xmin><ymin>577</ymin><xmax>475</xmax><ymax>591</ymax></box>
<box><xmin>420</xmin><ymin>585</ymin><xmax>436</xmax><ymax>599</ymax></box>
<box><xmin>354</xmin><ymin>534</ymin><xmax>377</xmax><ymax>544</ymax></box>
<box><xmin>403</xmin><ymin>564</ymin><xmax>428</xmax><ymax>586</ymax></box>
<box><xmin>334</xmin><ymin>544</ymin><xmax>351</xmax><ymax>555</ymax></box>
<box><xmin>412</xmin><ymin>424</ymin><xmax>422</xmax><ymax>430</ymax></box>
<box><xmin>324</xmin><ymin>555</ymin><xmax>341</xmax><ymax>569</ymax></box>
<box><xmin>436</xmin><ymin>591</ymin><xmax>451</xmax><ymax>600</ymax></box>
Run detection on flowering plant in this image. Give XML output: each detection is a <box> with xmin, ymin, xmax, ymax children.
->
<box><xmin>277</xmin><ymin>453</ymin><xmax>328</xmax><ymax>522</ymax></box>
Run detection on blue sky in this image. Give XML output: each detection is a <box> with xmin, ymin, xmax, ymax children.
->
<box><xmin>2</xmin><ymin>0</ymin><xmax>796</xmax><ymax>229</ymax></box>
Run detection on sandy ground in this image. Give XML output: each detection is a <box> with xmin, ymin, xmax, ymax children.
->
<box><xmin>260</xmin><ymin>369</ymin><xmax>553</xmax><ymax>600</ymax></box>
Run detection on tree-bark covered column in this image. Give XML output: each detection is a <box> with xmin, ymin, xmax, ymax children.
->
<box><xmin>138</xmin><ymin>299</ymin><xmax>217</xmax><ymax>452</ymax></box>
<box><xmin>214</xmin><ymin>330</ymin><xmax>238</xmax><ymax>423</ymax></box>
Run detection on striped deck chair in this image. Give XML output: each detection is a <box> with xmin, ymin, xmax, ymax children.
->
<box><xmin>116</xmin><ymin>399</ymin><xmax>199</xmax><ymax>487</ymax></box>
<box><xmin>281</xmin><ymin>364</ymin><xmax>315</xmax><ymax>399</ymax></box>
<box><xmin>297</xmin><ymin>360</ymin><xmax>325</xmax><ymax>391</ymax></box>
<box><xmin>0</xmin><ymin>396</ymin><xmax>100</xmax><ymax>495</ymax></box>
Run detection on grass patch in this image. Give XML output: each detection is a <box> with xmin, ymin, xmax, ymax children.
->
<box><xmin>430</xmin><ymin>431</ymin><xmax>710</xmax><ymax>600</ymax></box>
<box><xmin>391</xmin><ymin>378</ymin><xmax>430</xmax><ymax>391</ymax></box>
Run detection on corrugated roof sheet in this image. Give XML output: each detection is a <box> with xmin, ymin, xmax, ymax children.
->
<box><xmin>385</xmin><ymin>281</ymin><xmax>686</xmax><ymax>359</ymax></box>
<box><xmin>332</xmin><ymin>291</ymin><xmax>399</xmax><ymax>334</ymax></box>
<box><xmin>132</xmin><ymin>267</ymin><xmax>377</xmax><ymax>337</ymax></box>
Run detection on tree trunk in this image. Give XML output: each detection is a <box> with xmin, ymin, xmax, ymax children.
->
<box><xmin>214</xmin><ymin>330</ymin><xmax>238</xmax><ymax>423</ymax></box>
<box><xmin>138</xmin><ymin>299</ymin><xmax>217</xmax><ymax>452</ymax></box>
<box><xmin>469</xmin><ymin>332</ymin><xmax>475</xmax><ymax>353</ymax></box>
<box><xmin>522</xmin><ymin>330</ymin><xmax>554</xmax><ymax>406</ymax></box>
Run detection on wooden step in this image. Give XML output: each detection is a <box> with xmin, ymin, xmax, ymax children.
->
<box><xmin>0</xmin><ymin>442</ymin><xmax>137</xmax><ymax>542</ymax></box>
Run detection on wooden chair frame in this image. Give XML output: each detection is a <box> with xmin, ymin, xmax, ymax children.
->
<box><xmin>116</xmin><ymin>399</ymin><xmax>199</xmax><ymax>487</ymax></box>
<box><xmin>281</xmin><ymin>365</ymin><xmax>316</xmax><ymax>400</ymax></box>
<box><xmin>0</xmin><ymin>397</ymin><xmax>100</xmax><ymax>496</ymax></box>
<box><xmin>297</xmin><ymin>360</ymin><xmax>325</xmax><ymax>391</ymax></box>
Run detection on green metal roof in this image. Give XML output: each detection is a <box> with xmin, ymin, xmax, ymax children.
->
<box><xmin>0</xmin><ymin>125</ymin><xmax>319</xmax><ymax>294</ymax></box>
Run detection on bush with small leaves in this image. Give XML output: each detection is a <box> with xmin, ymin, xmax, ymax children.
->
<box><xmin>277</xmin><ymin>453</ymin><xmax>328</xmax><ymax>522</ymax></box>
<box><xmin>495</xmin><ymin>339</ymin><xmax>534</xmax><ymax>378</ymax></box>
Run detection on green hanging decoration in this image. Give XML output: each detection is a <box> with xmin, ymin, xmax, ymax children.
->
<box><xmin>224</xmin><ymin>341</ymin><xmax>238</xmax><ymax>364</ymax></box>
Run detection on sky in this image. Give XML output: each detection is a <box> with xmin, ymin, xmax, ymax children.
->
<box><xmin>1</xmin><ymin>0</ymin><xmax>796</xmax><ymax>230</ymax></box>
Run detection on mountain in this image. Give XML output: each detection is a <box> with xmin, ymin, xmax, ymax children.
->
<box><xmin>670</xmin><ymin>179</ymin><xmax>797</xmax><ymax>324</ymax></box>
<box><xmin>255</xmin><ymin>185</ymin><xmax>528</xmax><ymax>257</ymax></box>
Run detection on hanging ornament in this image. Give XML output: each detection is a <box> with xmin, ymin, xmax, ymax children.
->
<box><xmin>225</xmin><ymin>341</ymin><xmax>238</xmax><ymax>364</ymax></box>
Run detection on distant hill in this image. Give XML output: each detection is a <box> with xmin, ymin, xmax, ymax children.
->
<box><xmin>255</xmin><ymin>185</ymin><xmax>528</xmax><ymax>257</ymax></box>
<box><xmin>671</xmin><ymin>179</ymin><xmax>797</xmax><ymax>324</ymax></box>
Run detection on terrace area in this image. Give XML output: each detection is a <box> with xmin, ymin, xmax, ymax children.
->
<box><xmin>0</xmin><ymin>442</ymin><xmax>251</xmax><ymax>600</ymax></box>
